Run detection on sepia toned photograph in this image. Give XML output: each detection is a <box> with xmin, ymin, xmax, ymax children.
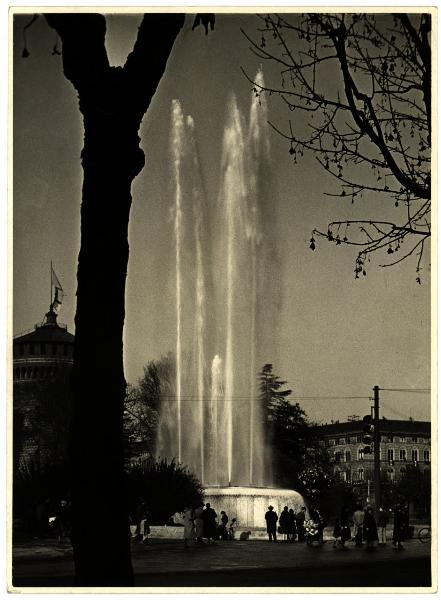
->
<box><xmin>10</xmin><ymin>8</ymin><xmax>433</xmax><ymax>590</ymax></box>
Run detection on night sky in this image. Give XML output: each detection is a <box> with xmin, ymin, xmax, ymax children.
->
<box><xmin>12</xmin><ymin>10</ymin><xmax>431</xmax><ymax>423</ymax></box>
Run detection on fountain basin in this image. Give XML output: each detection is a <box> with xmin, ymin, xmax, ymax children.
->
<box><xmin>203</xmin><ymin>486</ymin><xmax>306</xmax><ymax>529</ymax></box>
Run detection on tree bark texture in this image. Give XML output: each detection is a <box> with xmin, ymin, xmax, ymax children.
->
<box><xmin>46</xmin><ymin>13</ymin><xmax>185</xmax><ymax>585</ymax></box>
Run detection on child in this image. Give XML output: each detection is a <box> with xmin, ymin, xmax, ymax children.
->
<box><xmin>228</xmin><ymin>518</ymin><xmax>238</xmax><ymax>540</ymax></box>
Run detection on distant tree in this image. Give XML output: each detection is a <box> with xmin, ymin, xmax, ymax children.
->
<box><xmin>395</xmin><ymin>465</ymin><xmax>431</xmax><ymax>517</ymax></box>
<box><xmin>244</xmin><ymin>13</ymin><xmax>431</xmax><ymax>280</ymax></box>
<box><xmin>259</xmin><ymin>363</ymin><xmax>292</xmax><ymax>423</ymax></box>
<box><xmin>126</xmin><ymin>458</ymin><xmax>203</xmax><ymax>525</ymax></box>
<box><xmin>258</xmin><ymin>364</ymin><xmax>333</xmax><ymax>503</ymax></box>
<box><xmin>124</xmin><ymin>353</ymin><xmax>175</xmax><ymax>461</ymax></box>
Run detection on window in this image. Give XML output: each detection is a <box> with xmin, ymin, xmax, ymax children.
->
<box><xmin>399</xmin><ymin>436</ymin><xmax>405</xmax><ymax>443</ymax></box>
<box><xmin>399</xmin><ymin>449</ymin><xmax>406</xmax><ymax>461</ymax></box>
<box><xmin>387</xmin><ymin>448</ymin><xmax>394</xmax><ymax>462</ymax></box>
<box><xmin>387</xmin><ymin>468</ymin><xmax>395</xmax><ymax>482</ymax></box>
<box><xmin>411</xmin><ymin>449</ymin><xmax>418</xmax><ymax>462</ymax></box>
<box><xmin>345</xmin><ymin>451</ymin><xmax>351</xmax><ymax>463</ymax></box>
<box><xmin>358</xmin><ymin>468</ymin><xmax>364</xmax><ymax>481</ymax></box>
<box><xmin>328</xmin><ymin>439</ymin><xmax>336</xmax><ymax>446</ymax></box>
<box><xmin>356</xmin><ymin>434</ymin><xmax>362</xmax><ymax>443</ymax></box>
<box><xmin>388</xmin><ymin>434</ymin><xmax>394</xmax><ymax>443</ymax></box>
<box><xmin>412</xmin><ymin>436</ymin><xmax>418</xmax><ymax>443</ymax></box>
<box><xmin>340</xmin><ymin>471</ymin><xmax>347</xmax><ymax>482</ymax></box>
<box><xmin>334</xmin><ymin>452</ymin><xmax>342</xmax><ymax>463</ymax></box>
<box><xmin>339</xmin><ymin>437</ymin><xmax>346</xmax><ymax>445</ymax></box>
<box><xmin>358</xmin><ymin>448</ymin><xmax>364</xmax><ymax>460</ymax></box>
<box><xmin>423</xmin><ymin>450</ymin><xmax>430</xmax><ymax>463</ymax></box>
<box><xmin>350</xmin><ymin>436</ymin><xmax>357</xmax><ymax>444</ymax></box>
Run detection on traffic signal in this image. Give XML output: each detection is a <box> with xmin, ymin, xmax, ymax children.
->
<box><xmin>362</xmin><ymin>414</ymin><xmax>374</xmax><ymax>454</ymax></box>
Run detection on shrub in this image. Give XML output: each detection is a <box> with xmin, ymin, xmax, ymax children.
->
<box><xmin>126</xmin><ymin>458</ymin><xmax>203</xmax><ymax>525</ymax></box>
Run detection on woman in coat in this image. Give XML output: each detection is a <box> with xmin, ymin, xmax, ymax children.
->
<box><xmin>392</xmin><ymin>504</ymin><xmax>406</xmax><ymax>549</ymax></box>
<box><xmin>183</xmin><ymin>507</ymin><xmax>194</xmax><ymax>548</ymax></box>
<box><xmin>193</xmin><ymin>502</ymin><xmax>205</xmax><ymax>544</ymax></box>
<box><xmin>363</xmin><ymin>506</ymin><xmax>378</xmax><ymax>548</ymax></box>
<box><xmin>340</xmin><ymin>506</ymin><xmax>352</xmax><ymax>548</ymax></box>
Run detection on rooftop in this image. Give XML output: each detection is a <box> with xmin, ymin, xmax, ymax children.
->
<box><xmin>310</xmin><ymin>419</ymin><xmax>431</xmax><ymax>436</ymax></box>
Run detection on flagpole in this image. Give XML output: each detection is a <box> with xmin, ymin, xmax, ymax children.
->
<box><xmin>50</xmin><ymin>260</ymin><xmax>52</xmax><ymax>308</ymax></box>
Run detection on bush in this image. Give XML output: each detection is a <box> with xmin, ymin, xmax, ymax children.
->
<box><xmin>126</xmin><ymin>458</ymin><xmax>203</xmax><ymax>525</ymax></box>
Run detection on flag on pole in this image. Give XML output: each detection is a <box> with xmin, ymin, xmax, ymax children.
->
<box><xmin>51</xmin><ymin>266</ymin><xmax>64</xmax><ymax>313</ymax></box>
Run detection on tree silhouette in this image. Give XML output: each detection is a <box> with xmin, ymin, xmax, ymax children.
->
<box><xmin>124</xmin><ymin>354</ymin><xmax>175</xmax><ymax>461</ymax></box>
<box><xmin>243</xmin><ymin>13</ymin><xmax>431</xmax><ymax>281</ymax></box>
<box><xmin>259</xmin><ymin>363</ymin><xmax>292</xmax><ymax>422</ymax></box>
<box><xmin>29</xmin><ymin>12</ymin><xmax>214</xmax><ymax>586</ymax></box>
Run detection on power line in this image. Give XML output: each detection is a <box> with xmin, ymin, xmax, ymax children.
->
<box><xmin>138</xmin><ymin>394</ymin><xmax>372</xmax><ymax>402</ymax></box>
<box><xmin>380</xmin><ymin>401</ymin><xmax>418</xmax><ymax>420</ymax></box>
<box><xmin>380</xmin><ymin>388</ymin><xmax>431</xmax><ymax>393</ymax></box>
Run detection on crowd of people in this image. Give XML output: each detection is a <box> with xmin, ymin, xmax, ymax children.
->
<box><xmin>131</xmin><ymin>499</ymin><xmax>411</xmax><ymax>550</ymax></box>
<box><xmin>263</xmin><ymin>503</ymin><xmax>409</xmax><ymax>549</ymax></box>
<box><xmin>182</xmin><ymin>503</ymin><xmax>238</xmax><ymax>547</ymax></box>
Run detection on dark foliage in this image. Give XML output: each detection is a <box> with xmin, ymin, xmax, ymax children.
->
<box><xmin>126</xmin><ymin>458</ymin><xmax>203</xmax><ymax>525</ymax></box>
<box><xmin>258</xmin><ymin>364</ymin><xmax>334</xmax><ymax>507</ymax></box>
<box><xmin>123</xmin><ymin>353</ymin><xmax>175</xmax><ymax>461</ymax></box>
<box><xmin>13</xmin><ymin>460</ymin><xmax>70</xmax><ymax>535</ymax></box>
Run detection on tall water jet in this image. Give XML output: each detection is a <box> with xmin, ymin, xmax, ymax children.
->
<box><xmin>194</xmin><ymin>185</ymin><xmax>205</xmax><ymax>483</ymax></box>
<box><xmin>171</xmin><ymin>99</ymin><xmax>185</xmax><ymax>463</ymax></box>
<box><xmin>246</xmin><ymin>68</ymin><xmax>270</xmax><ymax>485</ymax></box>
<box><xmin>210</xmin><ymin>355</ymin><xmax>223</xmax><ymax>484</ymax></box>
<box><xmin>220</xmin><ymin>97</ymin><xmax>246</xmax><ymax>485</ymax></box>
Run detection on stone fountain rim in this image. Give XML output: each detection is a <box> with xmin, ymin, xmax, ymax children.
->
<box><xmin>203</xmin><ymin>485</ymin><xmax>302</xmax><ymax>497</ymax></box>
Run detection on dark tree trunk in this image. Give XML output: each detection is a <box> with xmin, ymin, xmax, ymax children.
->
<box><xmin>46</xmin><ymin>13</ymin><xmax>185</xmax><ymax>585</ymax></box>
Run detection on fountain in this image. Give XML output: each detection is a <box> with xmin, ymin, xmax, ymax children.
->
<box><xmin>157</xmin><ymin>73</ymin><xmax>305</xmax><ymax>528</ymax></box>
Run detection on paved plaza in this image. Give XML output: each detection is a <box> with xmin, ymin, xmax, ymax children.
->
<box><xmin>12</xmin><ymin>536</ymin><xmax>432</xmax><ymax>589</ymax></box>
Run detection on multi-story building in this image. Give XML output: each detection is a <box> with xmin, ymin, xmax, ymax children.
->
<box><xmin>13</xmin><ymin>306</ymin><xmax>74</xmax><ymax>470</ymax></box>
<box><xmin>309</xmin><ymin>419</ymin><xmax>431</xmax><ymax>484</ymax></box>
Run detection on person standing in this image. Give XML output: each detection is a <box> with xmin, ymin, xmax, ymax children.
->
<box><xmin>55</xmin><ymin>499</ymin><xmax>70</xmax><ymax>544</ymax></box>
<box><xmin>392</xmin><ymin>504</ymin><xmax>406</xmax><ymax>549</ymax></box>
<box><xmin>228</xmin><ymin>517</ymin><xmax>238</xmax><ymax>540</ymax></box>
<box><xmin>193</xmin><ymin>502</ymin><xmax>205</xmax><ymax>544</ymax></box>
<box><xmin>340</xmin><ymin>506</ymin><xmax>352</xmax><ymax>548</ymax></box>
<box><xmin>183</xmin><ymin>507</ymin><xmax>194</xmax><ymax>548</ymax></box>
<box><xmin>288</xmin><ymin>509</ymin><xmax>297</xmax><ymax>542</ymax></box>
<box><xmin>279</xmin><ymin>506</ymin><xmax>290</xmax><ymax>541</ymax></box>
<box><xmin>363</xmin><ymin>506</ymin><xmax>378</xmax><ymax>549</ymax></box>
<box><xmin>202</xmin><ymin>502</ymin><xmax>218</xmax><ymax>544</ymax></box>
<box><xmin>332</xmin><ymin>517</ymin><xmax>342</xmax><ymax>548</ymax></box>
<box><xmin>377</xmin><ymin>507</ymin><xmax>389</xmax><ymax>546</ymax></box>
<box><xmin>352</xmin><ymin>505</ymin><xmax>364</xmax><ymax>547</ymax></box>
<box><xmin>265</xmin><ymin>505</ymin><xmax>278</xmax><ymax>542</ymax></box>
<box><xmin>219</xmin><ymin>511</ymin><xmax>229</xmax><ymax>540</ymax></box>
<box><xmin>296</xmin><ymin>507</ymin><xmax>307</xmax><ymax>542</ymax></box>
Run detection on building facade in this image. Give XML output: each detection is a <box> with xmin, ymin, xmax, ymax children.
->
<box><xmin>13</xmin><ymin>307</ymin><xmax>74</xmax><ymax>470</ymax></box>
<box><xmin>310</xmin><ymin>419</ymin><xmax>431</xmax><ymax>484</ymax></box>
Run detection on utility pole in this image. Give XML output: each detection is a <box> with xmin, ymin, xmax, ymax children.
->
<box><xmin>373</xmin><ymin>385</ymin><xmax>381</xmax><ymax>515</ymax></box>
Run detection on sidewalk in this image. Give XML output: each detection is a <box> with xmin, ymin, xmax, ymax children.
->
<box><xmin>12</xmin><ymin>536</ymin><xmax>432</xmax><ymax>588</ymax></box>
